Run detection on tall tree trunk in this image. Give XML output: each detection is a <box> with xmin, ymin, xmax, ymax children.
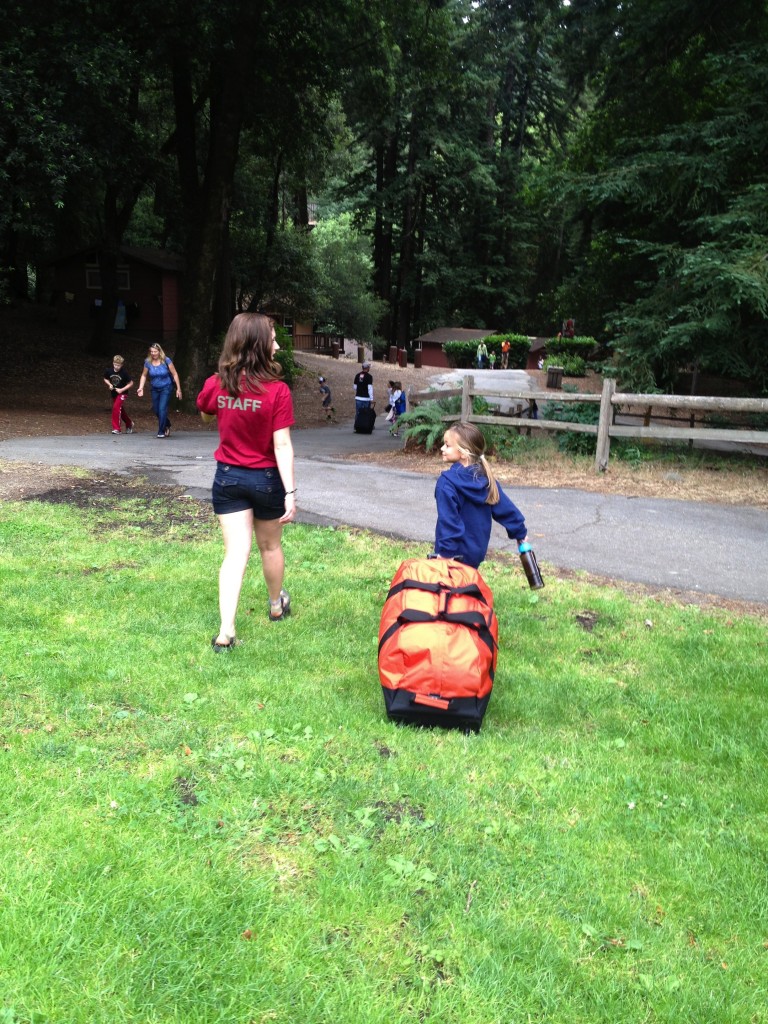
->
<box><xmin>89</xmin><ymin>171</ymin><xmax>144</xmax><ymax>355</ymax></box>
<box><xmin>0</xmin><ymin>228</ymin><xmax>28</xmax><ymax>303</ymax></box>
<box><xmin>396</xmin><ymin>116</ymin><xmax>421</xmax><ymax>348</ymax></box>
<box><xmin>90</xmin><ymin>246</ymin><xmax>119</xmax><ymax>356</ymax></box>
<box><xmin>172</xmin><ymin>6</ymin><xmax>265</xmax><ymax>401</ymax></box>
<box><xmin>373</xmin><ymin>134</ymin><xmax>397</xmax><ymax>345</ymax></box>
<box><xmin>213</xmin><ymin>220</ymin><xmax>234</xmax><ymax>339</ymax></box>
<box><xmin>293</xmin><ymin>185</ymin><xmax>309</xmax><ymax>228</ymax></box>
<box><xmin>248</xmin><ymin>150</ymin><xmax>284</xmax><ymax>311</ymax></box>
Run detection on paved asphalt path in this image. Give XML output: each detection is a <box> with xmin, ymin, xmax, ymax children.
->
<box><xmin>2</xmin><ymin>412</ymin><xmax>766</xmax><ymax>605</ymax></box>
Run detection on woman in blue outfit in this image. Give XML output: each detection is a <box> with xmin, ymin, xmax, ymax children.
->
<box><xmin>136</xmin><ymin>343</ymin><xmax>182</xmax><ymax>437</ymax></box>
<box><xmin>433</xmin><ymin>421</ymin><xmax>528</xmax><ymax>568</ymax></box>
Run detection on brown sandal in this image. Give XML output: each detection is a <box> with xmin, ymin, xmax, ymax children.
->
<box><xmin>268</xmin><ymin>590</ymin><xmax>291</xmax><ymax>622</ymax></box>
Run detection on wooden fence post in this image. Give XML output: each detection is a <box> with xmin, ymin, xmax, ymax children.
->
<box><xmin>462</xmin><ymin>375</ymin><xmax>473</xmax><ymax>421</ymax></box>
<box><xmin>595</xmin><ymin>377</ymin><xmax>616</xmax><ymax>472</ymax></box>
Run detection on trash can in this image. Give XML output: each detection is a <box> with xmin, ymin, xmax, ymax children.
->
<box><xmin>357</xmin><ymin>344</ymin><xmax>365</xmax><ymax>363</ymax></box>
<box><xmin>414</xmin><ymin>348</ymin><xmax>422</xmax><ymax>369</ymax></box>
<box><xmin>398</xmin><ymin>349</ymin><xmax>407</xmax><ymax>369</ymax></box>
<box><xmin>388</xmin><ymin>345</ymin><xmax>398</xmax><ymax>364</ymax></box>
<box><xmin>546</xmin><ymin>366</ymin><xmax>564</xmax><ymax>389</ymax></box>
<box><xmin>331</xmin><ymin>341</ymin><xmax>340</xmax><ymax>359</ymax></box>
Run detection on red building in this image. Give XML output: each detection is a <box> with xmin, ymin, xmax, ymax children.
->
<box><xmin>50</xmin><ymin>246</ymin><xmax>185</xmax><ymax>342</ymax></box>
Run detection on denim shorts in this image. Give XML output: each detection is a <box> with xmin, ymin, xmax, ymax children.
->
<box><xmin>211</xmin><ymin>463</ymin><xmax>285</xmax><ymax>518</ymax></box>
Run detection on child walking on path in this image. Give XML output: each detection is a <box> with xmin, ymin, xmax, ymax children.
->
<box><xmin>432</xmin><ymin>421</ymin><xmax>528</xmax><ymax>568</ymax></box>
<box><xmin>103</xmin><ymin>355</ymin><xmax>134</xmax><ymax>434</ymax></box>
<box><xmin>318</xmin><ymin>376</ymin><xmax>335</xmax><ymax>421</ymax></box>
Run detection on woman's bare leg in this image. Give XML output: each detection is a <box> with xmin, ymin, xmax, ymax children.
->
<box><xmin>216</xmin><ymin>509</ymin><xmax>254</xmax><ymax>643</ymax></box>
<box><xmin>253</xmin><ymin>517</ymin><xmax>285</xmax><ymax>605</ymax></box>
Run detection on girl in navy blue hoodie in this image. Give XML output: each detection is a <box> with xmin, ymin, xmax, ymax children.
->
<box><xmin>433</xmin><ymin>422</ymin><xmax>528</xmax><ymax>568</ymax></box>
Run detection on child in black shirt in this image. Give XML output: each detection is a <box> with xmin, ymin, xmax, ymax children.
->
<box><xmin>103</xmin><ymin>355</ymin><xmax>134</xmax><ymax>434</ymax></box>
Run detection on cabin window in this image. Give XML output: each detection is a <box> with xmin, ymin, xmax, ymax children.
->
<box><xmin>85</xmin><ymin>262</ymin><xmax>131</xmax><ymax>289</ymax></box>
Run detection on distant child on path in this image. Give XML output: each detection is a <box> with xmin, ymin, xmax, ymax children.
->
<box><xmin>488</xmin><ymin>351</ymin><xmax>497</xmax><ymax>370</ymax></box>
<box><xmin>103</xmin><ymin>355</ymin><xmax>134</xmax><ymax>434</ymax></box>
<box><xmin>318</xmin><ymin>376</ymin><xmax>335</xmax><ymax>421</ymax></box>
<box><xmin>432</xmin><ymin>422</ymin><xmax>528</xmax><ymax>568</ymax></box>
<box><xmin>387</xmin><ymin>379</ymin><xmax>406</xmax><ymax>437</ymax></box>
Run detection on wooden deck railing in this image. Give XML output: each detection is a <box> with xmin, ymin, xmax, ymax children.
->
<box><xmin>293</xmin><ymin>333</ymin><xmax>345</xmax><ymax>354</ymax></box>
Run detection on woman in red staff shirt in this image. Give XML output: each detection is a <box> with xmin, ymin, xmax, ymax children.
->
<box><xmin>197</xmin><ymin>313</ymin><xmax>296</xmax><ymax>651</ymax></box>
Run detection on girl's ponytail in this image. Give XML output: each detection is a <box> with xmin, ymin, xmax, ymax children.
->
<box><xmin>449</xmin><ymin>422</ymin><xmax>499</xmax><ymax>505</ymax></box>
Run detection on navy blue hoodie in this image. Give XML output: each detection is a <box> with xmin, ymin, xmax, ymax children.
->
<box><xmin>434</xmin><ymin>461</ymin><xmax>527</xmax><ymax>568</ymax></box>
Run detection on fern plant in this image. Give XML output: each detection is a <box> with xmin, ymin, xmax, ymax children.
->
<box><xmin>398</xmin><ymin>394</ymin><xmax>506</xmax><ymax>452</ymax></box>
<box><xmin>397</xmin><ymin>395</ymin><xmax>462</xmax><ymax>450</ymax></box>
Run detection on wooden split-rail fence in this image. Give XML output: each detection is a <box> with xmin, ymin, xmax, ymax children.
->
<box><xmin>409</xmin><ymin>375</ymin><xmax>768</xmax><ymax>472</ymax></box>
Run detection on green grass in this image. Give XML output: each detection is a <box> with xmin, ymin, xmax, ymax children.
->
<box><xmin>1</xmin><ymin>491</ymin><xmax>767</xmax><ymax>1024</ymax></box>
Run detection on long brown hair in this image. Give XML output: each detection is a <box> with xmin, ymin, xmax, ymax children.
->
<box><xmin>217</xmin><ymin>313</ymin><xmax>282</xmax><ymax>396</ymax></box>
<box><xmin>446</xmin><ymin>422</ymin><xmax>500</xmax><ymax>505</ymax></box>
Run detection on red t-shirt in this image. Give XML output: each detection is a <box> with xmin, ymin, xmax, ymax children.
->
<box><xmin>196</xmin><ymin>374</ymin><xmax>295</xmax><ymax>469</ymax></box>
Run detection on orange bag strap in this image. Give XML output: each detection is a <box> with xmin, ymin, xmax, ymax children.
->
<box><xmin>386</xmin><ymin>578</ymin><xmax>491</xmax><ymax>608</ymax></box>
<box><xmin>412</xmin><ymin>694</ymin><xmax>451</xmax><ymax>710</ymax></box>
<box><xmin>378</xmin><ymin>608</ymin><xmax>497</xmax><ymax>664</ymax></box>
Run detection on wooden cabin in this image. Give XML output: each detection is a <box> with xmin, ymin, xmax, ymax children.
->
<box><xmin>50</xmin><ymin>246</ymin><xmax>185</xmax><ymax>342</ymax></box>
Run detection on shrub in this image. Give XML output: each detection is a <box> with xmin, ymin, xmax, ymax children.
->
<box><xmin>273</xmin><ymin>323</ymin><xmax>297</xmax><ymax>388</ymax></box>
<box><xmin>545</xmin><ymin>355</ymin><xmax>587</xmax><ymax>377</ymax></box>
<box><xmin>486</xmin><ymin>334</ymin><xmax>531</xmax><ymax>368</ymax></box>
<box><xmin>443</xmin><ymin>333</ymin><xmax>530</xmax><ymax>369</ymax></box>
<box><xmin>443</xmin><ymin>340</ymin><xmax>488</xmax><ymax>369</ymax></box>
<box><xmin>547</xmin><ymin>336</ymin><xmax>597</xmax><ymax>359</ymax></box>
<box><xmin>543</xmin><ymin>386</ymin><xmax>599</xmax><ymax>455</ymax></box>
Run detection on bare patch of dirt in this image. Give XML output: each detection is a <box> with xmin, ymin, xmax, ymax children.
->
<box><xmin>0</xmin><ymin>463</ymin><xmax>216</xmax><ymax>532</ymax></box>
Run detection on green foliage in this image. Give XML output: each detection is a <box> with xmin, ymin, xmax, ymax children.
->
<box><xmin>443</xmin><ymin>335</ymin><xmax>529</xmax><ymax>370</ymax></box>
<box><xmin>6</xmin><ymin>0</ymin><xmax>768</xmax><ymax>401</ymax></box>
<box><xmin>242</xmin><ymin>225</ymin><xmax>319</xmax><ymax>323</ymax></box>
<box><xmin>397</xmin><ymin>394</ymin><xmax>461</xmax><ymax>451</ymax></box>
<box><xmin>311</xmin><ymin>214</ymin><xmax>387</xmax><ymax>342</ymax></box>
<box><xmin>558</xmin><ymin>12</ymin><xmax>768</xmax><ymax>392</ymax></box>
<box><xmin>486</xmin><ymin>334</ymin><xmax>532</xmax><ymax>368</ymax></box>
<box><xmin>543</xmin><ymin>390</ymin><xmax>600</xmax><ymax>455</ymax></box>
<box><xmin>547</xmin><ymin>336</ymin><xmax>597</xmax><ymax>358</ymax></box>
<box><xmin>545</xmin><ymin>356</ymin><xmax>587</xmax><ymax>377</ymax></box>
<box><xmin>479</xmin><ymin>425</ymin><xmax>530</xmax><ymax>460</ymax></box>
<box><xmin>443</xmin><ymin>340</ymin><xmax>491</xmax><ymax>369</ymax></box>
<box><xmin>273</xmin><ymin>323</ymin><xmax>297</xmax><ymax>388</ymax></box>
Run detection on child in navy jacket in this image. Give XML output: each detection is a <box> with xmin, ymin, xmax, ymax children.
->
<box><xmin>433</xmin><ymin>421</ymin><xmax>528</xmax><ymax>568</ymax></box>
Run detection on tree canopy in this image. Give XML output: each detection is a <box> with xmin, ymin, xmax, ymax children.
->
<box><xmin>2</xmin><ymin>0</ymin><xmax>766</xmax><ymax>393</ymax></box>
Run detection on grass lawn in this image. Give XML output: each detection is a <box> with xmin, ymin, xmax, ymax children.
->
<box><xmin>1</xmin><ymin>489</ymin><xmax>766</xmax><ymax>1024</ymax></box>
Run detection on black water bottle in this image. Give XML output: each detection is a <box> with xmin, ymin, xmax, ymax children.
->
<box><xmin>518</xmin><ymin>541</ymin><xmax>544</xmax><ymax>590</ymax></box>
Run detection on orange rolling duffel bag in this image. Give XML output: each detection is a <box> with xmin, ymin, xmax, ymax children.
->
<box><xmin>378</xmin><ymin>557</ymin><xmax>498</xmax><ymax>732</ymax></box>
